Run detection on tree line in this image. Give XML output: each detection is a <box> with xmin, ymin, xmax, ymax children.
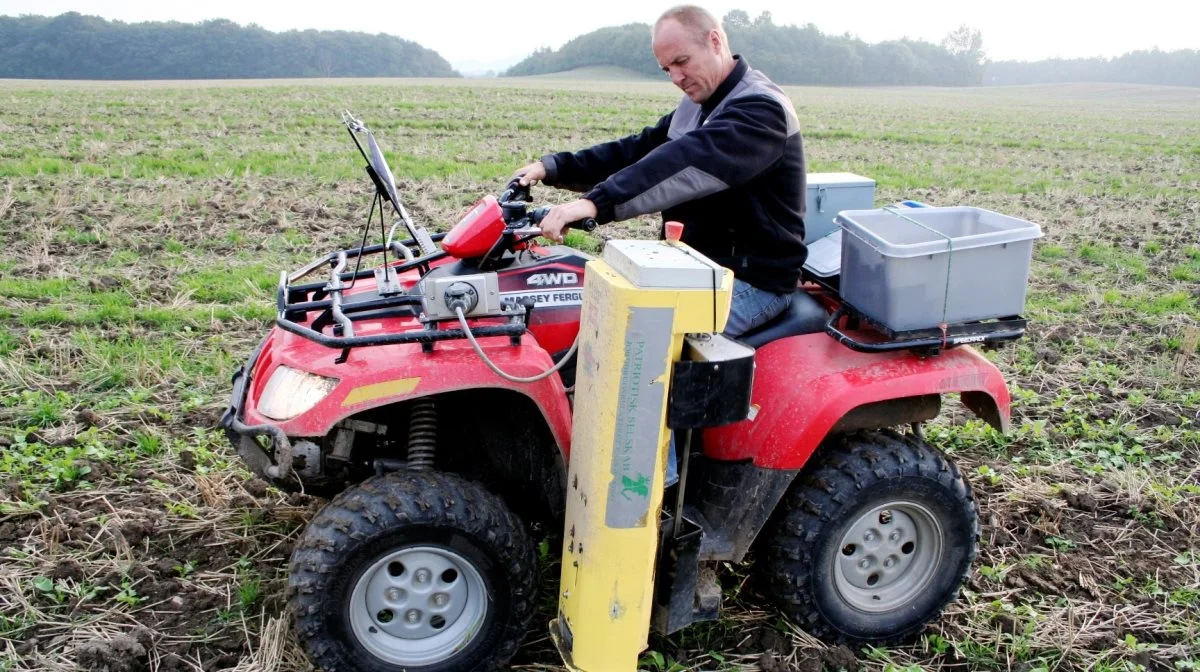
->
<box><xmin>0</xmin><ymin>13</ymin><xmax>458</xmax><ymax>79</ymax></box>
<box><xmin>985</xmin><ymin>50</ymin><xmax>1200</xmax><ymax>87</ymax></box>
<box><xmin>505</xmin><ymin>11</ymin><xmax>987</xmax><ymax>86</ymax></box>
<box><xmin>506</xmin><ymin>10</ymin><xmax>1198</xmax><ymax>88</ymax></box>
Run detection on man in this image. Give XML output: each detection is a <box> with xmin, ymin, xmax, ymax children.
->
<box><xmin>513</xmin><ymin>4</ymin><xmax>807</xmax><ymax>339</ymax></box>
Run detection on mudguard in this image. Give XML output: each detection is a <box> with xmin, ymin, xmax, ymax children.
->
<box><xmin>703</xmin><ymin>332</ymin><xmax>1011</xmax><ymax>470</ymax></box>
<box><xmin>236</xmin><ymin>327</ymin><xmax>574</xmax><ymax>456</ymax></box>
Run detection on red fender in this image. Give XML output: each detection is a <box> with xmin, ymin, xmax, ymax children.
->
<box><xmin>240</xmin><ymin>327</ymin><xmax>574</xmax><ymax>457</ymax></box>
<box><xmin>703</xmin><ymin>333</ymin><xmax>1012</xmax><ymax>470</ymax></box>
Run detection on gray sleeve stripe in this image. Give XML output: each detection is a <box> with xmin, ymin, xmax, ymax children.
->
<box><xmin>614</xmin><ymin>166</ymin><xmax>729</xmax><ymax>221</ymax></box>
<box><xmin>728</xmin><ymin>73</ymin><xmax>800</xmax><ymax>137</ymax></box>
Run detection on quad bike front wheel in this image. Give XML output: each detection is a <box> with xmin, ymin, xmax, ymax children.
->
<box><xmin>760</xmin><ymin>429</ymin><xmax>979</xmax><ymax>645</ymax></box>
<box><xmin>288</xmin><ymin>471</ymin><xmax>537</xmax><ymax>672</ymax></box>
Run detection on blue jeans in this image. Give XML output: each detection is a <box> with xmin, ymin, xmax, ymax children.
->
<box><xmin>665</xmin><ymin>280</ymin><xmax>792</xmax><ymax>486</ymax></box>
<box><xmin>723</xmin><ymin>279</ymin><xmax>794</xmax><ymax>339</ymax></box>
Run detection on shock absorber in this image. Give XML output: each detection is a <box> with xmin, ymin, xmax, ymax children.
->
<box><xmin>407</xmin><ymin>397</ymin><xmax>437</xmax><ymax>471</ymax></box>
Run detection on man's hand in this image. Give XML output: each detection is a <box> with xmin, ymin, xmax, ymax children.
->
<box><xmin>540</xmin><ymin>199</ymin><xmax>598</xmax><ymax>243</ymax></box>
<box><xmin>512</xmin><ymin>160</ymin><xmax>546</xmax><ymax>186</ymax></box>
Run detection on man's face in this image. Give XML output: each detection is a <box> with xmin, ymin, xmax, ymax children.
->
<box><xmin>653</xmin><ymin>19</ymin><xmax>725</xmax><ymax>104</ymax></box>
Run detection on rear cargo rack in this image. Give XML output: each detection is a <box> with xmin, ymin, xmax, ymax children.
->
<box><xmin>824</xmin><ymin>305</ymin><xmax>1026</xmax><ymax>354</ymax></box>
<box><xmin>275</xmin><ymin>232</ymin><xmax>528</xmax><ymax>361</ymax></box>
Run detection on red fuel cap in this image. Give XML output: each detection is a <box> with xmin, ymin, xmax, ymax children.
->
<box><xmin>665</xmin><ymin>221</ymin><xmax>684</xmax><ymax>241</ymax></box>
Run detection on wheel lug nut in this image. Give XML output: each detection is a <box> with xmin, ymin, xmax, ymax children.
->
<box><xmin>432</xmin><ymin>592</ymin><xmax>449</xmax><ymax>607</ymax></box>
<box><xmin>889</xmin><ymin>531</ymin><xmax>900</xmax><ymax>542</ymax></box>
<box><xmin>858</xmin><ymin>559</ymin><xmax>870</xmax><ymax>569</ymax></box>
<box><xmin>864</xmin><ymin>532</ymin><xmax>875</xmax><ymax>542</ymax></box>
<box><xmin>386</xmin><ymin>588</ymin><xmax>406</xmax><ymax>601</ymax></box>
<box><xmin>415</xmin><ymin>569</ymin><xmax>431</xmax><ymax>585</ymax></box>
<box><xmin>405</xmin><ymin>609</ymin><xmax>421</xmax><ymax>624</ymax></box>
<box><xmin>884</xmin><ymin>557</ymin><xmax>896</xmax><ymax>568</ymax></box>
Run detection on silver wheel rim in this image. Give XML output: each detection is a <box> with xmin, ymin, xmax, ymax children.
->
<box><xmin>832</xmin><ymin>501</ymin><xmax>942</xmax><ymax>613</ymax></box>
<box><xmin>348</xmin><ymin>545</ymin><xmax>488</xmax><ymax>666</ymax></box>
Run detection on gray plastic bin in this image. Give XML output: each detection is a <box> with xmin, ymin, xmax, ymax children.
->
<box><xmin>836</xmin><ymin>206</ymin><xmax>1043</xmax><ymax>333</ymax></box>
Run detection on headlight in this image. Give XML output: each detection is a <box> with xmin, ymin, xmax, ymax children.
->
<box><xmin>258</xmin><ymin>365</ymin><xmax>339</xmax><ymax>421</ymax></box>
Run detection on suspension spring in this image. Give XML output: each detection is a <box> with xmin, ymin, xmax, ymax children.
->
<box><xmin>407</xmin><ymin>398</ymin><xmax>437</xmax><ymax>471</ymax></box>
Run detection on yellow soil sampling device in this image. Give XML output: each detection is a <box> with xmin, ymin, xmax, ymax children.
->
<box><xmin>551</xmin><ymin>225</ymin><xmax>755</xmax><ymax>670</ymax></box>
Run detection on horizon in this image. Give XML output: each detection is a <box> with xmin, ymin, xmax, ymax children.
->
<box><xmin>2</xmin><ymin>1</ymin><xmax>1197</xmax><ymax>75</ymax></box>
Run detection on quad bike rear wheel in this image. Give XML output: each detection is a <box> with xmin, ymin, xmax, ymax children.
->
<box><xmin>760</xmin><ymin>429</ymin><xmax>979</xmax><ymax>645</ymax></box>
<box><xmin>288</xmin><ymin>470</ymin><xmax>537</xmax><ymax>672</ymax></box>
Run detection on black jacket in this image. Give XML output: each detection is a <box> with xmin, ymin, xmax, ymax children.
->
<box><xmin>541</xmin><ymin>56</ymin><xmax>807</xmax><ymax>294</ymax></box>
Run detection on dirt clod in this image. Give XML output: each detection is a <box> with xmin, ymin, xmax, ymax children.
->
<box><xmin>87</xmin><ymin>276</ymin><xmax>122</xmax><ymax>291</ymax></box>
<box><xmin>76</xmin><ymin>408</ymin><xmax>104</xmax><ymax>427</ymax></box>
<box><xmin>154</xmin><ymin>557</ymin><xmax>180</xmax><ymax>577</ymax></box>
<box><xmin>76</xmin><ymin>635</ymin><xmax>149</xmax><ymax>672</ymax></box>
<box><xmin>121</xmin><ymin>519</ymin><xmax>156</xmax><ymax>546</ymax></box>
<box><xmin>243</xmin><ymin>478</ymin><xmax>269</xmax><ymax>497</ymax></box>
<box><xmin>1036</xmin><ymin>347</ymin><xmax>1062</xmax><ymax>364</ymax></box>
<box><xmin>50</xmin><ymin>559</ymin><xmax>85</xmax><ymax>582</ymax></box>
<box><xmin>1063</xmin><ymin>490</ymin><xmax>1099</xmax><ymax>512</ymax></box>
<box><xmin>178</xmin><ymin>450</ymin><xmax>198</xmax><ymax>472</ymax></box>
<box><xmin>759</xmin><ymin>650</ymin><xmax>791</xmax><ymax>672</ymax></box>
<box><xmin>820</xmin><ymin>645</ymin><xmax>860</xmax><ymax>671</ymax></box>
<box><xmin>85</xmin><ymin>460</ymin><xmax>113</xmax><ymax>480</ymax></box>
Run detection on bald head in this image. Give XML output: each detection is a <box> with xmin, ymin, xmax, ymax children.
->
<box><xmin>653</xmin><ymin>5</ymin><xmax>730</xmax><ymax>54</ymax></box>
<box><xmin>651</xmin><ymin>5</ymin><xmax>736</xmax><ymax>103</ymax></box>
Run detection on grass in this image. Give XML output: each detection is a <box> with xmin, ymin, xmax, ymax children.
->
<box><xmin>0</xmin><ymin>79</ymin><xmax>1198</xmax><ymax>671</ymax></box>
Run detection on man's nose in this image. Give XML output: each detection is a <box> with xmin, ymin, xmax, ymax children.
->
<box><xmin>670</xmin><ymin>69</ymin><xmax>686</xmax><ymax>87</ymax></box>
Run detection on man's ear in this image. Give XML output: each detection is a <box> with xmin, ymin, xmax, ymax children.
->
<box><xmin>709</xmin><ymin>29</ymin><xmax>722</xmax><ymax>53</ymax></box>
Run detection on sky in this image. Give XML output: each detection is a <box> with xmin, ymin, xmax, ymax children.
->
<box><xmin>2</xmin><ymin>0</ymin><xmax>1196</xmax><ymax>72</ymax></box>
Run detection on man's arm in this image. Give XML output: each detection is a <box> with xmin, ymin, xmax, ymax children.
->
<box><xmin>583</xmin><ymin>96</ymin><xmax>789</xmax><ymax>223</ymax></box>
<box><xmin>539</xmin><ymin>111</ymin><xmax>674</xmax><ymax>192</ymax></box>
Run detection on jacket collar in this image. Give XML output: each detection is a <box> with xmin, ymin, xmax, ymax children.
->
<box><xmin>700</xmin><ymin>54</ymin><xmax>748</xmax><ymax>119</ymax></box>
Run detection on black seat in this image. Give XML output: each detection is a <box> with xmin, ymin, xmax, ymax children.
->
<box><xmin>738</xmin><ymin>289</ymin><xmax>829</xmax><ymax>348</ymax></box>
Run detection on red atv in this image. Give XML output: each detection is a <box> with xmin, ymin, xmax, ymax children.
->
<box><xmin>221</xmin><ymin>114</ymin><xmax>1020</xmax><ymax>671</ymax></box>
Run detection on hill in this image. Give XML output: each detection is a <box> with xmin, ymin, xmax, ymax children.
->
<box><xmin>505</xmin><ymin>12</ymin><xmax>986</xmax><ymax>86</ymax></box>
<box><xmin>0</xmin><ymin>12</ymin><xmax>458</xmax><ymax>79</ymax></box>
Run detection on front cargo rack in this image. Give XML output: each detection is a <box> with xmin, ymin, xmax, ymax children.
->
<box><xmin>276</xmin><ymin>234</ymin><xmax>528</xmax><ymax>362</ymax></box>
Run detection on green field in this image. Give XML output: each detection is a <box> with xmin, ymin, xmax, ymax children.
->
<box><xmin>1</xmin><ymin>77</ymin><xmax>1198</xmax><ymax>671</ymax></box>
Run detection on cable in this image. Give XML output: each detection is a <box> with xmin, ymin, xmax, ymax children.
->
<box><xmin>344</xmin><ymin>192</ymin><xmax>379</xmax><ymax>291</ymax></box>
<box><xmin>455</xmin><ymin>307</ymin><xmax>579</xmax><ymax>384</ymax></box>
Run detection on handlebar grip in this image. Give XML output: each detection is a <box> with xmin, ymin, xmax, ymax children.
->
<box><xmin>572</xmin><ymin>218</ymin><xmax>597</xmax><ymax>232</ymax></box>
<box><xmin>523</xmin><ymin>209</ymin><xmax>595</xmax><ymax>234</ymax></box>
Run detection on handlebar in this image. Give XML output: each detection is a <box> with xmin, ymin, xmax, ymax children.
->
<box><xmin>527</xmin><ymin>206</ymin><xmax>597</xmax><ymax>232</ymax></box>
<box><xmin>507</xmin><ymin>219</ymin><xmax>596</xmax><ymax>240</ymax></box>
<box><xmin>500</xmin><ymin>178</ymin><xmax>596</xmax><ymax>234</ymax></box>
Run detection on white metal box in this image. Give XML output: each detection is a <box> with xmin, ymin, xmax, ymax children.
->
<box><xmin>805</xmin><ymin>172</ymin><xmax>876</xmax><ymax>244</ymax></box>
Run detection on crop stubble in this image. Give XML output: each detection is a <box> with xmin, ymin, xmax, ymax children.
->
<box><xmin>0</xmin><ymin>80</ymin><xmax>1197</xmax><ymax>671</ymax></box>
